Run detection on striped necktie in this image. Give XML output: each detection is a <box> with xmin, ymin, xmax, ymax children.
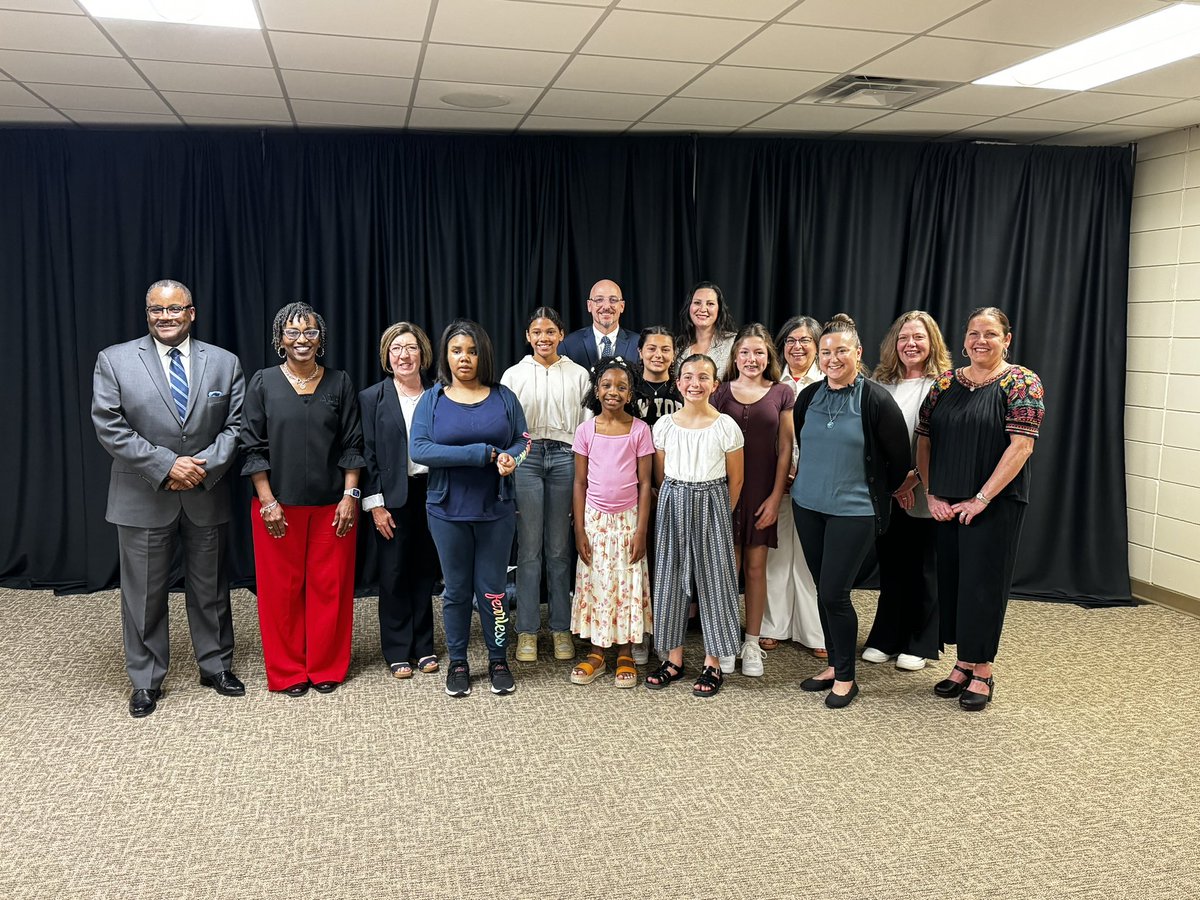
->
<box><xmin>168</xmin><ymin>347</ymin><xmax>188</xmax><ymax>420</ymax></box>
<box><xmin>600</xmin><ymin>335</ymin><xmax>613</xmax><ymax>359</ymax></box>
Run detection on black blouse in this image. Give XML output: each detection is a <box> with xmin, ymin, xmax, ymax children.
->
<box><xmin>240</xmin><ymin>366</ymin><xmax>366</xmax><ymax>506</ymax></box>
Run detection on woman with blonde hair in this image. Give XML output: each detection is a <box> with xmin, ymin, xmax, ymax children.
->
<box><xmin>861</xmin><ymin>311</ymin><xmax>951</xmax><ymax>673</ymax></box>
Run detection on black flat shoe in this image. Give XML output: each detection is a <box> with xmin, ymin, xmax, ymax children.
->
<box><xmin>311</xmin><ymin>681</ymin><xmax>339</xmax><ymax>693</ymax></box>
<box><xmin>825</xmin><ymin>682</ymin><xmax>859</xmax><ymax>709</ymax></box>
<box><xmin>283</xmin><ymin>682</ymin><xmax>310</xmax><ymax>697</ymax></box>
<box><xmin>199</xmin><ymin>670</ymin><xmax>246</xmax><ymax>697</ymax></box>
<box><xmin>800</xmin><ymin>676</ymin><xmax>836</xmax><ymax>692</ymax></box>
<box><xmin>934</xmin><ymin>664</ymin><xmax>974</xmax><ymax>698</ymax></box>
<box><xmin>129</xmin><ymin>688</ymin><xmax>160</xmax><ymax>718</ymax></box>
<box><xmin>959</xmin><ymin>674</ymin><xmax>994</xmax><ymax>711</ymax></box>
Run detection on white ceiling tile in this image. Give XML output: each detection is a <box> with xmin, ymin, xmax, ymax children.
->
<box><xmin>643</xmin><ymin>96</ymin><xmax>779</xmax><ymax>127</ymax></box>
<box><xmin>290</xmin><ymin>98</ymin><xmax>408</xmax><ymax>127</ymax></box>
<box><xmin>1012</xmin><ymin>92</ymin><xmax>1176</xmax><ymax>124</ymax></box>
<box><xmin>750</xmin><ymin>103</ymin><xmax>889</xmax><ymax>131</ymax></box>
<box><xmin>137</xmin><ymin>60</ymin><xmax>281</xmax><ymax>97</ymax></box>
<box><xmin>0</xmin><ymin>103</ymin><xmax>69</xmax><ymax>122</ymax></box>
<box><xmin>413</xmin><ymin>79</ymin><xmax>542</xmax><ymax>114</ymax></box>
<box><xmin>782</xmin><ymin>0</ymin><xmax>980</xmax><ymax>33</ymax></box>
<box><xmin>258</xmin><ymin>0</ymin><xmax>431</xmax><ymax>40</ymax></box>
<box><xmin>1115</xmin><ymin>101</ymin><xmax>1200</xmax><ymax>130</ymax></box>
<box><xmin>0</xmin><ymin>9</ymin><xmax>119</xmax><ymax>55</ymax></box>
<box><xmin>408</xmin><ymin>106</ymin><xmax>520</xmax><ymax>131</ymax></box>
<box><xmin>532</xmin><ymin>88</ymin><xmax>662</xmax><ymax>120</ymax></box>
<box><xmin>680</xmin><ymin>65</ymin><xmax>835</xmax><ymax>102</ymax></box>
<box><xmin>617</xmin><ymin>0</ymin><xmax>793</xmax><ymax>20</ymax></box>
<box><xmin>431</xmin><ymin>0</ymin><xmax>603</xmax><ymax>52</ymax></box>
<box><xmin>907</xmin><ymin>84</ymin><xmax>1069</xmax><ymax>116</ymax></box>
<box><xmin>268</xmin><ymin>32</ymin><xmax>420</xmax><ymax>78</ymax></box>
<box><xmin>283</xmin><ymin>70</ymin><xmax>412</xmax><ymax>106</ymax></box>
<box><xmin>847</xmin><ymin>110</ymin><xmax>992</xmax><ymax>135</ymax></box>
<box><xmin>724</xmin><ymin>24</ymin><xmax>908</xmax><ymax>72</ymax></box>
<box><xmin>0</xmin><ymin>80</ymin><xmax>44</xmax><ymax>106</ymax></box>
<box><xmin>522</xmin><ymin>0</ymin><xmax>608</xmax><ymax>5</ymax></box>
<box><xmin>0</xmin><ymin>0</ymin><xmax>84</xmax><ymax>12</ymax></box>
<box><xmin>555</xmin><ymin>55</ymin><xmax>702</xmax><ymax>94</ymax></box>
<box><xmin>162</xmin><ymin>91</ymin><xmax>292</xmax><ymax>120</ymax></box>
<box><xmin>1098</xmin><ymin>58</ymin><xmax>1200</xmax><ymax>99</ymax></box>
<box><xmin>1045</xmin><ymin>123</ymin><xmax>1171</xmax><ymax>146</ymax></box>
<box><xmin>65</xmin><ymin>109</ymin><xmax>182</xmax><ymax>125</ymax></box>
<box><xmin>31</xmin><ymin>83</ymin><xmax>168</xmax><ymax>113</ymax></box>
<box><xmin>519</xmin><ymin>115</ymin><xmax>631</xmax><ymax>132</ymax></box>
<box><xmin>584</xmin><ymin>10</ymin><xmax>759</xmax><ymax>62</ymax></box>
<box><xmin>626</xmin><ymin>121</ymin><xmax>732</xmax><ymax>133</ymax></box>
<box><xmin>0</xmin><ymin>49</ymin><xmax>145</xmax><ymax>87</ymax></box>
<box><xmin>931</xmin><ymin>0</ymin><xmax>1164</xmax><ymax>48</ymax></box>
<box><xmin>868</xmin><ymin>36</ymin><xmax>1044</xmax><ymax>82</ymax></box>
<box><xmin>949</xmin><ymin>118</ymin><xmax>1087</xmax><ymax>142</ymax></box>
<box><xmin>104</xmin><ymin>20</ymin><xmax>272</xmax><ymax>66</ymax></box>
<box><xmin>183</xmin><ymin>116</ymin><xmax>293</xmax><ymax>128</ymax></box>
<box><xmin>421</xmin><ymin>44</ymin><xmax>567</xmax><ymax>86</ymax></box>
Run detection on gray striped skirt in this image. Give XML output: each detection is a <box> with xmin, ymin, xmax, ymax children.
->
<box><xmin>653</xmin><ymin>477</ymin><xmax>741</xmax><ymax>659</ymax></box>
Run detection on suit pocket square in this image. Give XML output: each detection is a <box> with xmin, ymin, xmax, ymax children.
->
<box><xmin>207</xmin><ymin>391</ymin><xmax>224</xmax><ymax>398</ymax></box>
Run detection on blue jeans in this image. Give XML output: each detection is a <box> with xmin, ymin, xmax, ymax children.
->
<box><xmin>426</xmin><ymin>512</ymin><xmax>516</xmax><ymax>661</ymax></box>
<box><xmin>513</xmin><ymin>439</ymin><xmax>575</xmax><ymax>634</ymax></box>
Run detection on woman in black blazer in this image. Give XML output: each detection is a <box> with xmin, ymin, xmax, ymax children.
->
<box><xmin>360</xmin><ymin>322</ymin><xmax>440</xmax><ymax>680</ymax></box>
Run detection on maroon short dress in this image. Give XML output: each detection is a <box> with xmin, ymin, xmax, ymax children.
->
<box><xmin>712</xmin><ymin>381</ymin><xmax>796</xmax><ymax>548</ymax></box>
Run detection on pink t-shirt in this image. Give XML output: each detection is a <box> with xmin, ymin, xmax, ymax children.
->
<box><xmin>572</xmin><ymin>417</ymin><xmax>655</xmax><ymax>514</ymax></box>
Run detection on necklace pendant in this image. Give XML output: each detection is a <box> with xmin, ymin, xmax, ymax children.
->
<box><xmin>826</xmin><ymin>420</ymin><xmax>834</xmax><ymax>429</ymax></box>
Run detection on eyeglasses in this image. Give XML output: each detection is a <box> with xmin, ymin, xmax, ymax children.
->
<box><xmin>391</xmin><ymin>344</ymin><xmax>421</xmax><ymax>356</ymax></box>
<box><xmin>784</xmin><ymin>337</ymin><xmax>815</xmax><ymax>347</ymax></box>
<box><xmin>589</xmin><ymin>296</ymin><xmax>623</xmax><ymax>304</ymax></box>
<box><xmin>146</xmin><ymin>305</ymin><xmax>192</xmax><ymax>318</ymax></box>
<box><xmin>283</xmin><ymin>328</ymin><xmax>321</xmax><ymax>340</ymax></box>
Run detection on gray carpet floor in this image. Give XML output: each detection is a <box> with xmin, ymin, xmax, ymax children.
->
<box><xmin>0</xmin><ymin>585</ymin><xmax>1196</xmax><ymax>900</ymax></box>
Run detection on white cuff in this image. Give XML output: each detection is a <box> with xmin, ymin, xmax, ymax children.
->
<box><xmin>361</xmin><ymin>493</ymin><xmax>386</xmax><ymax>511</ymax></box>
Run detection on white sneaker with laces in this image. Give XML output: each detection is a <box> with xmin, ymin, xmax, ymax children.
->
<box><xmin>896</xmin><ymin>653</ymin><xmax>927</xmax><ymax>671</ymax></box>
<box><xmin>740</xmin><ymin>639</ymin><xmax>765</xmax><ymax>677</ymax></box>
<box><xmin>631</xmin><ymin>636</ymin><xmax>650</xmax><ymax>666</ymax></box>
<box><xmin>861</xmin><ymin>647</ymin><xmax>895</xmax><ymax>664</ymax></box>
<box><xmin>719</xmin><ymin>655</ymin><xmax>736</xmax><ymax>675</ymax></box>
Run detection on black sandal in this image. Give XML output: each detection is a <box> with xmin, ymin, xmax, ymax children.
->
<box><xmin>933</xmin><ymin>664</ymin><xmax>974</xmax><ymax>698</ymax></box>
<box><xmin>959</xmin><ymin>674</ymin><xmax>995</xmax><ymax>711</ymax></box>
<box><xmin>692</xmin><ymin>665</ymin><xmax>724</xmax><ymax>698</ymax></box>
<box><xmin>645</xmin><ymin>660</ymin><xmax>685</xmax><ymax>690</ymax></box>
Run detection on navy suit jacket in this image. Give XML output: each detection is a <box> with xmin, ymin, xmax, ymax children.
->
<box><xmin>560</xmin><ymin>326</ymin><xmax>639</xmax><ymax>371</ymax></box>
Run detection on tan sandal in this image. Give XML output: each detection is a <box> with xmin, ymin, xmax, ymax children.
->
<box><xmin>570</xmin><ymin>651</ymin><xmax>606</xmax><ymax>685</ymax></box>
<box><xmin>614</xmin><ymin>654</ymin><xmax>637</xmax><ymax>689</ymax></box>
<box><xmin>760</xmin><ymin>638</ymin><xmax>780</xmax><ymax>651</ymax></box>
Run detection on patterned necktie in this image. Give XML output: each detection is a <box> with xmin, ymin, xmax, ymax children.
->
<box><xmin>168</xmin><ymin>347</ymin><xmax>188</xmax><ymax>420</ymax></box>
<box><xmin>600</xmin><ymin>335</ymin><xmax>613</xmax><ymax>359</ymax></box>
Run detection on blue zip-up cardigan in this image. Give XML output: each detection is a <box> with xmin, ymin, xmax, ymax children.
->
<box><xmin>409</xmin><ymin>382</ymin><xmax>530</xmax><ymax>506</ymax></box>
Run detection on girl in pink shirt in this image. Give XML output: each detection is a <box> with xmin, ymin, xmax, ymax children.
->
<box><xmin>569</xmin><ymin>358</ymin><xmax>655</xmax><ymax>688</ymax></box>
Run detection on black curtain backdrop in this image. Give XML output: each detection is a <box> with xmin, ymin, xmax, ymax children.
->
<box><xmin>0</xmin><ymin>129</ymin><xmax>1132</xmax><ymax>605</ymax></box>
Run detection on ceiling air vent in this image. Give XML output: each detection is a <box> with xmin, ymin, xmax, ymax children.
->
<box><xmin>800</xmin><ymin>76</ymin><xmax>956</xmax><ymax>110</ymax></box>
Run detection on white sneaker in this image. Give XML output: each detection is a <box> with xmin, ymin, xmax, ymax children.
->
<box><xmin>740</xmin><ymin>640</ymin><xmax>765</xmax><ymax>677</ymax></box>
<box><xmin>631</xmin><ymin>636</ymin><xmax>650</xmax><ymax>666</ymax></box>
<box><xmin>719</xmin><ymin>655</ymin><xmax>736</xmax><ymax>675</ymax></box>
<box><xmin>861</xmin><ymin>647</ymin><xmax>895</xmax><ymax>664</ymax></box>
<box><xmin>896</xmin><ymin>653</ymin><xmax>926</xmax><ymax>671</ymax></box>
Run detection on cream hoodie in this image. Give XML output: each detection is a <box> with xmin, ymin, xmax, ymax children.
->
<box><xmin>500</xmin><ymin>355</ymin><xmax>593</xmax><ymax>444</ymax></box>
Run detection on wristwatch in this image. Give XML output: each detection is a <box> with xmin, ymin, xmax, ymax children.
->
<box><xmin>344</xmin><ymin>488</ymin><xmax>362</xmax><ymax>499</ymax></box>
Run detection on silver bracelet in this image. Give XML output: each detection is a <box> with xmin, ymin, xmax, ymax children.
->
<box><xmin>259</xmin><ymin>500</ymin><xmax>279</xmax><ymax>516</ymax></box>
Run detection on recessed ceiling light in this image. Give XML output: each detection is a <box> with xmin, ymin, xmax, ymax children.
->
<box><xmin>80</xmin><ymin>0</ymin><xmax>260</xmax><ymax>29</ymax></box>
<box><xmin>975</xmin><ymin>3</ymin><xmax>1200</xmax><ymax>91</ymax></box>
<box><xmin>440</xmin><ymin>92</ymin><xmax>511</xmax><ymax>109</ymax></box>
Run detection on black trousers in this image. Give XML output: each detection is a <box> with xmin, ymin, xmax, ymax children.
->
<box><xmin>935</xmin><ymin>497</ymin><xmax>1026</xmax><ymax>664</ymax></box>
<box><xmin>793</xmin><ymin>504</ymin><xmax>876</xmax><ymax>683</ymax></box>
<box><xmin>376</xmin><ymin>476</ymin><xmax>439</xmax><ymax>665</ymax></box>
<box><xmin>866</xmin><ymin>500</ymin><xmax>940</xmax><ymax>659</ymax></box>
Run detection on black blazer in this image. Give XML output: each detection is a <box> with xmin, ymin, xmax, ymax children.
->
<box><xmin>359</xmin><ymin>377</ymin><xmax>432</xmax><ymax>509</ymax></box>
<box><xmin>560</xmin><ymin>326</ymin><xmax>640</xmax><ymax>371</ymax></box>
<box><xmin>793</xmin><ymin>377</ymin><xmax>912</xmax><ymax>536</ymax></box>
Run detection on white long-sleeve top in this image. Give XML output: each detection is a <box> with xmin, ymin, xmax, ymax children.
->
<box><xmin>500</xmin><ymin>355</ymin><xmax>592</xmax><ymax>443</ymax></box>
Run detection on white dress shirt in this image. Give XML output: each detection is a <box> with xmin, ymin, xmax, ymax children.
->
<box><xmin>152</xmin><ymin>335</ymin><xmax>191</xmax><ymax>385</ymax></box>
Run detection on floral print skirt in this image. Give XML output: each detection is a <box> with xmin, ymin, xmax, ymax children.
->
<box><xmin>571</xmin><ymin>506</ymin><xmax>653</xmax><ymax>648</ymax></box>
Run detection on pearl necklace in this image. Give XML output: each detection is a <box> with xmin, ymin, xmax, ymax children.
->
<box><xmin>282</xmin><ymin>363</ymin><xmax>320</xmax><ymax>388</ymax></box>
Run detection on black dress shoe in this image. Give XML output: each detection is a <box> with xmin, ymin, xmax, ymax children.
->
<box><xmin>959</xmin><ymin>675</ymin><xmax>994</xmax><ymax>711</ymax></box>
<box><xmin>283</xmin><ymin>681</ymin><xmax>310</xmax><ymax>697</ymax></box>
<box><xmin>311</xmin><ymin>681</ymin><xmax>339</xmax><ymax>693</ymax></box>
<box><xmin>800</xmin><ymin>676</ymin><xmax>836</xmax><ymax>692</ymax></box>
<box><xmin>934</xmin><ymin>664</ymin><xmax>975</xmax><ymax>698</ymax></box>
<box><xmin>825</xmin><ymin>681</ymin><xmax>859</xmax><ymax>709</ymax></box>
<box><xmin>199</xmin><ymin>670</ymin><xmax>246</xmax><ymax>696</ymax></box>
<box><xmin>129</xmin><ymin>688</ymin><xmax>160</xmax><ymax>718</ymax></box>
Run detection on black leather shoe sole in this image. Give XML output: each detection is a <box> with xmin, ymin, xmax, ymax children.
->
<box><xmin>199</xmin><ymin>673</ymin><xmax>246</xmax><ymax>696</ymax></box>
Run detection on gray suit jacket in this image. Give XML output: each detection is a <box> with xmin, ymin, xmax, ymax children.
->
<box><xmin>92</xmin><ymin>335</ymin><xmax>245</xmax><ymax>528</ymax></box>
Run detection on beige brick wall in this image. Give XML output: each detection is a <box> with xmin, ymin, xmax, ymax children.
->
<box><xmin>1128</xmin><ymin>124</ymin><xmax>1200</xmax><ymax>609</ymax></box>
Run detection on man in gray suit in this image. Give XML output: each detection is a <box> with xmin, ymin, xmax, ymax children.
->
<box><xmin>92</xmin><ymin>280</ymin><xmax>246</xmax><ymax>717</ymax></box>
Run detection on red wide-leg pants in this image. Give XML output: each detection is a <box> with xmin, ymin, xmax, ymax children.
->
<box><xmin>251</xmin><ymin>500</ymin><xmax>356</xmax><ymax>691</ymax></box>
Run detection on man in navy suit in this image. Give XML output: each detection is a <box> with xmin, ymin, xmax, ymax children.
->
<box><xmin>559</xmin><ymin>278</ymin><xmax>639</xmax><ymax>370</ymax></box>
